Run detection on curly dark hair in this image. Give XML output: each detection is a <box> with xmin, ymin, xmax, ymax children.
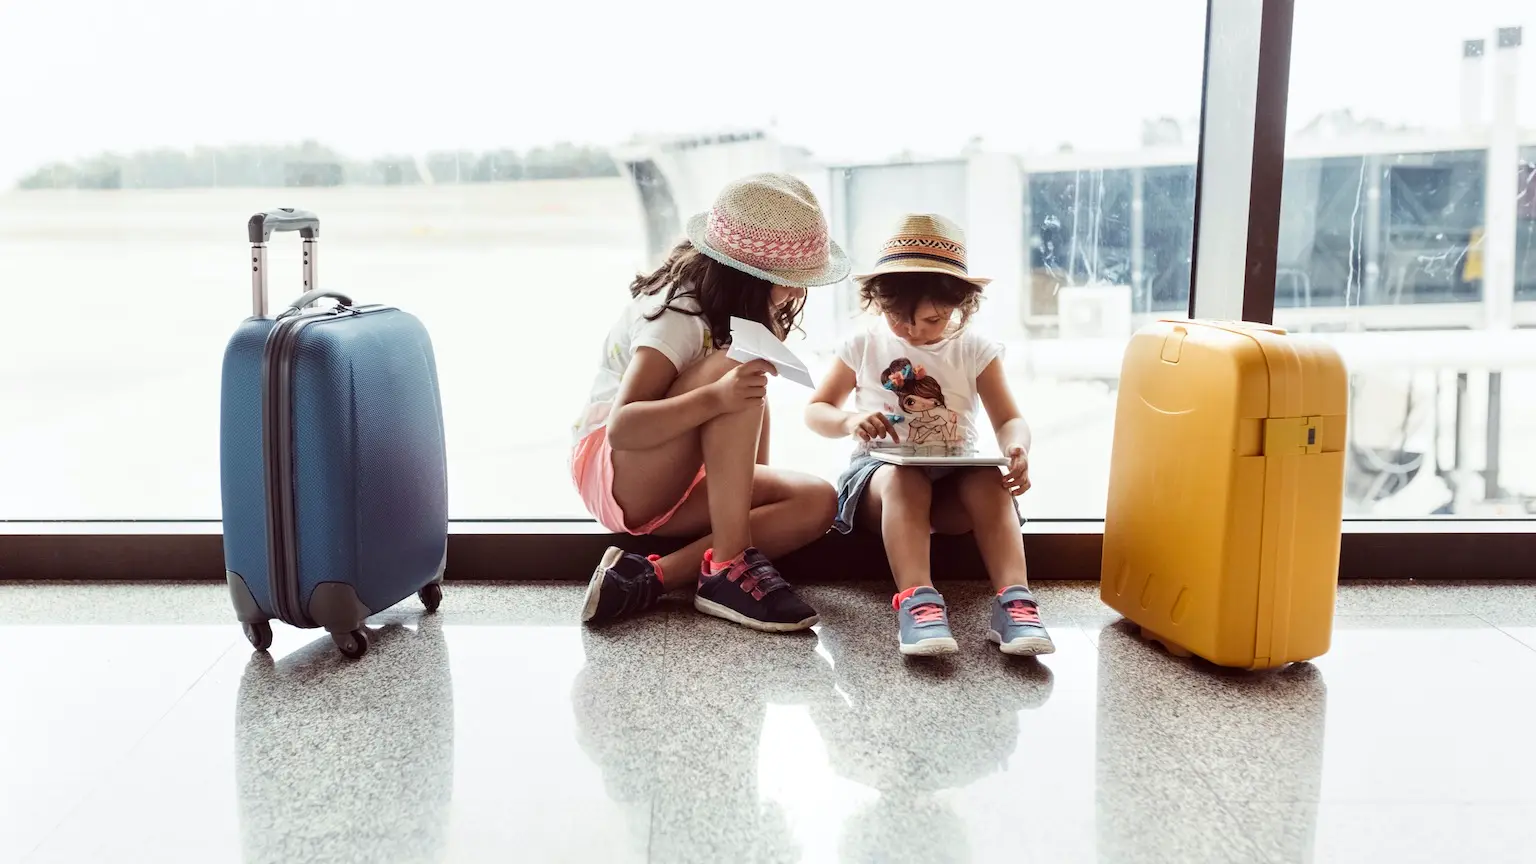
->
<box><xmin>859</xmin><ymin>271</ymin><xmax>983</xmax><ymax>330</ymax></box>
<box><xmin>630</xmin><ymin>240</ymin><xmax>803</xmax><ymax>348</ymax></box>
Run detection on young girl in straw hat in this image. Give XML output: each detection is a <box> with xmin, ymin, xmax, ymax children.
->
<box><xmin>574</xmin><ymin>172</ymin><xmax>847</xmax><ymax>632</ymax></box>
<box><xmin>805</xmin><ymin>213</ymin><xmax>1055</xmax><ymax>657</ymax></box>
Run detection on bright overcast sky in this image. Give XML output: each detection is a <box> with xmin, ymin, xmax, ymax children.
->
<box><xmin>0</xmin><ymin>0</ymin><xmax>1529</xmax><ymax>186</ymax></box>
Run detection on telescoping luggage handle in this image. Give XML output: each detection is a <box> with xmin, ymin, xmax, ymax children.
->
<box><xmin>248</xmin><ymin>208</ymin><xmax>321</xmax><ymax>318</ymax></box>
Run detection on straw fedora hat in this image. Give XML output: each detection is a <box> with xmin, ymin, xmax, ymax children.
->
<box><xmin>686</xmin><ymin>173</ymin><xmax>850</xmax><ymax>288</ymax></box>
<box><xmin>853</xmin><ymin>213</ymin><xmax>992</xmax><ymax>288</ymax></box>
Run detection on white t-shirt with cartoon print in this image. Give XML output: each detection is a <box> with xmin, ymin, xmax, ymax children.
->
<box><xmin>573</xmin><ymin>292</ymin><xmax>714</xmax><ymax>444</ymax></box>
<box><xmin>835</xmin><ymin>322</ymin><xmax>1004</xmax><ymax>454</ymax></box>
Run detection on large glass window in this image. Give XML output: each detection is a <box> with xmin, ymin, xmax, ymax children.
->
<box><xmin>1278</xmin><ymin>152</ymin><xmax>1487</xmax><ymax>310</ymax></box>
<box><xmin>0</xmin><ymin>0</ymin><xmax>1208</xmax><ymax>521</ymax></box>
<box><xmin>1281</xmin><ymin>3</ymin><xmax>1533</xmax><ymax>517</ymax></box>
<box><xmin>1028</xmin><ymin>165</ymin><xmax>1198</xmax><ymax>318</ymax></box>
<box><xmin>1518</xmin><ymin>149</ymin><xmax>1536</xmax><ymax>301</ymax></box>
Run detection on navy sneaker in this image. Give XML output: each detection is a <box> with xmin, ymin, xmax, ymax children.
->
<box><xmin>694</xmin><ymin>547</ymin><xmax>818</xmax><ymax>632</ymax></box>
<box><xmin>581</xmin><ymin>547</ymin><xmax>665</xmax><ymax>624</ymax></box>
<box><xmin>894</xmin><ymin>586</ymin><xmax>959</xmax><ymax>656</ymax></box>
<box><xmin>988</xmin><ymin>585</ymin><xmax>1056</xmax><ymax>655</ymax></box>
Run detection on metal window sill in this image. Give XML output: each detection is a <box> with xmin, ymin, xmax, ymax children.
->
<box><xmin>1</xmin><ymin>520</ymin><xmax>1531</xmax><ymax>581</ymax></box>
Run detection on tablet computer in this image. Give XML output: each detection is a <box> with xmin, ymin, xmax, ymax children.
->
<box><xmin>868</xmin><ymin>448</ymin><xmax>1009</xmax><ymax>468</ymax></box>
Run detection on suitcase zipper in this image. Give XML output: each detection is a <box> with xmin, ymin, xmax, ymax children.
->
<box><xmin>260</xmin><ymin>304</ymin><xmax>384</xmax><ymax>627</ymax></box>
<box><xmin>262</xmin><ymin>312</ymin><xmax>314</xmax><ymax>626</ymax></box>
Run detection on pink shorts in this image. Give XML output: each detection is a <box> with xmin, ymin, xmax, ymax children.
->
<box><xmin>571</xmin><ymin>426</ymin><xmax>707</xmax><ymax>535</ymax></box>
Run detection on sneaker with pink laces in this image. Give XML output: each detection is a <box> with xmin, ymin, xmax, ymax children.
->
<box><xmin>694</xmin><ymin>547</ymin><xmax>819</xmax><ymax>633</ymax></box>
<box><xmin>988</xmin><ymin>585</ymin><xmax>1056</xmax><ymax>656</ymax></box>
<box><xmin>894</xmin><ymin>586</ymin><xmax>959</xmax><ymax>656</ymax></box>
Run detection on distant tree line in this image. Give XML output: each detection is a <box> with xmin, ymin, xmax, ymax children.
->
<box><xmin>15</xmin><ymin>140</ymin><xmax>621</xmax><ymax>190</ymax></box>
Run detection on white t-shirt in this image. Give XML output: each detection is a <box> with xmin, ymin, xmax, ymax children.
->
<box><xmin>572</xmin><ymin>292</ymin><xmax>714</xmax><ymax>444</ymax></box>
<box><xmin>835</xmin><ymin>323</ymin><xmax>1004</xmax><ymax>454</ymax></box>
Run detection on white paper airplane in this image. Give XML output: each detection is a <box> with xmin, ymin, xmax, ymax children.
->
<box><xmin>725</xmin><ymin>316</ymin><xmax>815</xmax><ymax>388</ymax></box>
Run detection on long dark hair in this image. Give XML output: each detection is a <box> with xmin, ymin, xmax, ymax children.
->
<box><xmin>629</xmin><ymin>240</ymin><xmax>804</xmax><ymax>348</ymax></box>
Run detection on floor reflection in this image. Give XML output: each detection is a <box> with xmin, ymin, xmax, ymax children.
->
<box><xmin>1095</xmin><ymin>620</ymin><xmax>1328</xmax><ymax>863</ymax></box>
<box><xmin>571</xmin><ymin>590</ymin><xmax>1062</xmax><ymax>864</ymax></box>
<box><xmin>809</xmin><ymin>624</ymin><xmax>1055</xmax><ymax>864</ymax></box>
<box><xmin>14</xmin><ymin>581</ymin><xmax>1536</xmax><ymax>863</ymax></box>
<box><xmin>234</xmin><ymin>617</ymin><xmax>454</xmax><ymax>864</ymax></box>
<box><xmin>572</xmin><ymin>619</ymin><xmax>837</xmax><ymax>863</ymax></box>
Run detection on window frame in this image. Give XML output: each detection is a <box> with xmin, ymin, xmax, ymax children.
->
<box><xmin>3</xmin><ymin>0</ymin><xmax>1532</xmax><ymax>583</ymax></box>
<box><xmin>2</xmin><ymin>520</ymin><xmax>1531</xmax><ymax>581</ymax></box>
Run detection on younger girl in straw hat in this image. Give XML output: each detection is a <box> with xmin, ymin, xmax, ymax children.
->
<box><xmin>574</xmin><ymin>173</ymin><xmax>846</xmax><ymax>633</ymax></box>
<box><xmin>805</xmin><ymin>213</ymin><xmax>1055</xmax><ymax>657</ymax></box>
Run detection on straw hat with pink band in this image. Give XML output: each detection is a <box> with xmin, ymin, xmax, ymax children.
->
<box><xmin>686</xmin><ymin>173</ymin><xmax>850</xmax><ymax>288</ymax></box>
<box><xmin>853</xmin><ymin>213</ymin><xmax>992</xmax><ymax>288</ymax></box>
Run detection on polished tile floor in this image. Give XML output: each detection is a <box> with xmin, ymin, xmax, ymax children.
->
<box><xmin>5</xmin><ymin>580</ymin><xmax>1536</xmax><ymax>863</ymax></box>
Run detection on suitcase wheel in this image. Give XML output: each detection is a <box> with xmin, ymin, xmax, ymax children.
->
<box><xmin>243</xmin><ymin>622</ymin><xmax>274</xmax><ymax>652</ymax></box>
<box><xmin>333</xmin><ymin>629</ymin><xmax>370</xmax><ymax>660</ymax></box>
<box><xmin>419</xmin><ymin>583</ymin><xmax>443</xmax><ymax>614</ymax></box>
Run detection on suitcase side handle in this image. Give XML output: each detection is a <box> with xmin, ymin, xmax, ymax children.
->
<box><xmin>248</xmin><ymin>209</ymin><xmax>321</xmax><ymax>318</ymax></box>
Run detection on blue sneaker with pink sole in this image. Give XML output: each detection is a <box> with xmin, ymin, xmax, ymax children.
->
<box><xmin>988</xmin><ymin>585</ymin><xmax>1056</xmax><ymax>655</ymax></box>
<box><xmin>894</xmin><ymin>586</ymin><xmax>959</xmax><ymax>656</ymax></box>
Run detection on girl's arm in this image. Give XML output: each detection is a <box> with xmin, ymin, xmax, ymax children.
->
<box><xmin>805</xmin><ymin>360</ymin><xmax>858</xmax><ymax>438</ymax></box>
<box><xmin>976</xmin><ymin>358</ymin><xmax>1033</xmax><ymax>494</ymax></box>
<box><xmin>806</xmin><ymin>360</ymin><xmax>900</xmax><ymax>442</ymax></box>
<box><xmin>976</xmin><ymin>357</ymin><xmax>1031</xmax><ymax>451</ymax></box>
<box><xmin>606</xmin><ymin>348</ymin><xmax>770</xmax><ymax>451</ymax></box>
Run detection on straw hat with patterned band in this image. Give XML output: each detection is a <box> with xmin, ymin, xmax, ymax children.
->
<box><xmin>853</xmin><ymin>213</ymin><xmax>992</xmax><ymax>288</ymax></box>
<box><xmin>686</xmin><ymin>172</ymin><xmax>850</xmax><ymax>288</ymax></box>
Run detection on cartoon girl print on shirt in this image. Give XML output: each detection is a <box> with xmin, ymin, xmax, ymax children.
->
<box><xmin>881</xmin><ymin>358</ymin><xmax>960</xmax><ymax>445</ymax></box>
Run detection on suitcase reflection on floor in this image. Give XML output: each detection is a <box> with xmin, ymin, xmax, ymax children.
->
<box><xmin>807</xmin><ymin>619</ymin><xmax>1055</xmax><ymax>863</ymax></box>
<box><xmin>234</xmin><ymin>616</ymin><xmax>453</xmax><ymax>864</ymax></box>
<box><xmin>571</xmin><ymin>619</ymin><xmax>838</xmax><ymax>862</ymax></box>
<box><xmin>1094</xmin><ymin>620</ymin><xmax>1327</xmax><ymax>862</ymax></box>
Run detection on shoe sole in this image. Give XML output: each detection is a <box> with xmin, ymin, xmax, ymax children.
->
<box><xmin>899</xmin><ymin>636</ymin><xmax>959</xmax><ymax>656</ymax></box>
<box><xmin>694</xmin><ymin>596</ymin><xmax>819</xmax><ymax>632</ymax></box>
<box><xmin>988</xmin><ymin>629</ymin><xmax>1056</xmax><ymax>656</ymax></box>
<box><xmin>580</xmin><ymin>546</ymin><xmax>625</xmax><ymax>623</ymax></box>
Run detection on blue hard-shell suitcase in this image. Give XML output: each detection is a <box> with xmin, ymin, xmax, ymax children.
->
<box><xmin>220</xmin><ymin>208</ymin><xmax>448</xmax><ymax>659</ymax></box>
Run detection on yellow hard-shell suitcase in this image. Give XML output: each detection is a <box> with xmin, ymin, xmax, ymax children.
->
<box><xmin>1100</xmin><ymin>319</ymin><xmax>1348</xmax><ymax>670</ymax></box>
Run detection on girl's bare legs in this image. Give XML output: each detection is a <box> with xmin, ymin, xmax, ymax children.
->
<box><xmin>608</xmin><ymin>351</ymin><xmax>747</xmax><ymax>547</ymax></box>
<box><xmin>652</xmin><ymin>467</ymin><xmax>836</xmax><ymax>589</ymax></box>
<box><xmin>607</xmin><ymin>358</ymin><xmax>717</xmax><ymax>534</ymax></box>
<box><xmin>858</xmin><ymin>465</ymin><xmax>936</xmax><ymax>592</ymax></box>
<box><xmin>861</xmin><ymin>466</ymin><xmax>962</xmax><ymax>656</ymax></box>
<box><xmin>693</xmin><ymin>385</ymin><xmax>761</xmax><ymax>563</ymax></box>
<box><xmin>933</xmin><ymin>467</ymin><xmax>1029</xmax><ymax>593</ymax></box>
<box><xmin>610</xmin><ymin>350</ymin><xmax>835</xmax><ymax>590</ymax></box>
<box><xmin>936</xmin><ymin>467</ymin><xmax>1052</xmax><ymax>654</ymax></box>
